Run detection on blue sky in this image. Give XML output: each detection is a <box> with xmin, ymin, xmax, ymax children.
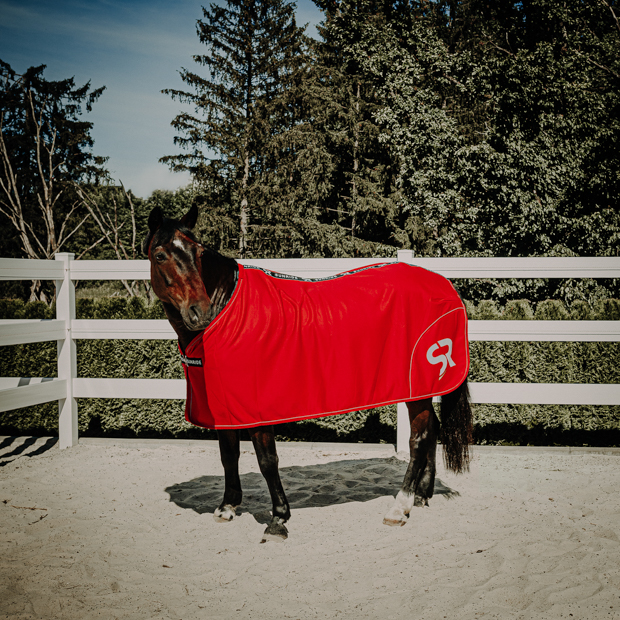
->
<box><xmin>0</xmin><ymin>0</ymin><xmax>324</xmax><ymax>198</ymax></box>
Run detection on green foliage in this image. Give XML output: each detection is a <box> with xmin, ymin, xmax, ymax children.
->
<box><xmin>320</xmin><ymin>0</ymin><xmax>619</xmax><ymax>299</ymax></box>
<box><xmin>160</xmin><ymin>0</ymin><xmax>409</xmax><ymax>260</ymax></box>
<box><xmin>502</xmin><ymin>300</ymin><xmax>535</xmax><ymax>321</ymax></box>
<box><xmin>161</xmin><ymin>0</ymin><xmax>311</xmax><ymax>257</ymax></box>
<box><xmin>0</xmin><ymin>60</ymin><xmax>108</xmax><ymax>303</ymax></box>
<box><xmin>472</xmin><ymin>404</ymin><xmax>620</xmax><ymax>447</ymax></box>
<box><xmin>1</xmin><ymin>296</ymin><xmax>618</xmax><ymax>445</ymax></box>
<box><xmin>466</xmin><ymin>298</ymin><xmax>620</xmax><ymax>445</ymax></box>
<box><xmin>155</xmin><ymin>0</ymin><xmax>619</xmax><ymax>271</ymax></box>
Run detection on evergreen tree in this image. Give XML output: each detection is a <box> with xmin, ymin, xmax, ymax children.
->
<box><xmin>247</xmin><ymin>33</ymin><xmax>399</xmax><ymax>258</ymax></box>
<box><xmin>161</xmin><ymin>0</ymin><xmax>309</xmax><ymax>257</ymax></box>
<box><xmin>363</xmin><ymin>0</ymin><xmax>620</xmax><ymax>264</ymax></box>
<box><xmin>304</xmin><ymin>0</ymin><xmax>406</xmax><ymax>253</ymax></box>
<box><xmin>322</xmin><ymin>0</ymin><xmax>619</xmax><ymax>301</ymax></box>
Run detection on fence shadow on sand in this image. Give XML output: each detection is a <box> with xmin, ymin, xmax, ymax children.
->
<box><xmin>165</xmin><ymin>457</ymin><xmax>459</xmax><ymax>524</ymax></box>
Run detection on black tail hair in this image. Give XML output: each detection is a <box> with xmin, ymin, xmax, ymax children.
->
<box><xmin>440</xmin><ymin>379</ymin><xmax>473</xmax><ymax>473</ymax></box>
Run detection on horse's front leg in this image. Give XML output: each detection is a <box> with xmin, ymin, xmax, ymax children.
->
<box><xmin>384</xmin><ymin>398</ymin><xmax>439</xmax><ymax>526</ymax></box>
<box><xmin>248</xmin><ymin>425</ymin><xmax>291</xmax><ymax>543</ymax></box>
<box><xmin>214</xmin><ymin>429</ymin><xmax>242</xmax><ymax>522</ymax></box>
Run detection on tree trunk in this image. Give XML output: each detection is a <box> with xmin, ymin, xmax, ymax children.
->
<box><xmin>351</xmin><ymin>81</ymin><xmax>360</xmax><ymax>241</ymax></box>
<box><xmin>239</xmin><ymin>151</ymin><xmax>250</xmax><ymax>257</ymax></box>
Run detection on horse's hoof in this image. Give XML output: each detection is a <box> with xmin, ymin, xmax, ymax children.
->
<box><xmin>260</xmin><ymin>517</ymin><xmax>288</xmax><ymax>543</ymax></box>
<box><xmin>213</xmin><ymin>504</ymin><xmax>237</xmax><ymax>522</ymax></box>
<box><xmin>414</xmin><ymin>496</ymin><xmax>429</xmax><ymax>508</ymax></box>
<box><xmin>383</xmin><ymin>492</ymin><xmax>411</xmax><ymax>526</ymax></box>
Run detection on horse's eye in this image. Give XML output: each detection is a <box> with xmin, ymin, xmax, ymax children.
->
<box><xmin>155</xmin><ymin>252</ymin><xmax>166</xmax><ymax>263</ymax></box>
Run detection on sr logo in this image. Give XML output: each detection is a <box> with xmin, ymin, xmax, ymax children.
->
<box><xmin>426</xmin><ymin>338</ymin><xmax>456</xmax><ymax>379</ymax></box>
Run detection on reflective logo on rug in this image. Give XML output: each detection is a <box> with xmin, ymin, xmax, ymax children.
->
<box><xmin>426</xmin><ymin>338</ymin><xmax>456</xmax><ymax>379</ymax></box>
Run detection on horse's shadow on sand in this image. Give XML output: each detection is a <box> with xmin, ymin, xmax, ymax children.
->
<box><xmin>165</xmin><ymin>457</ymin><xmax>459</xmax><ymax>524</ymax></box>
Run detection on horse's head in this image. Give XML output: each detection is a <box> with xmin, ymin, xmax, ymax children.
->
<box><xmin>143</xmin><ymin>204</ymin><xmax>212</xmax><ymax>331</ymax></box>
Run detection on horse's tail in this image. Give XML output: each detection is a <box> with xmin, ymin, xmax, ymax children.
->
<box><xmin>440</xmin><ymin>378</ymin><xmax>473</xmax><ymax>473</ymax></box>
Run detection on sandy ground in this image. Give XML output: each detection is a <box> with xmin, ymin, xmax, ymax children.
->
<box><xmin>1</xmin><ymin>437</ymin><xmax>619</xmax><ymax>620</ymax></box>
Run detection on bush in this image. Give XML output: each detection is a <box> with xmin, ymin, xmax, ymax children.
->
<box><xmin>467</xmin><ymin>299</ymin><xmax>620</xmax><ymax>445</ymax></box>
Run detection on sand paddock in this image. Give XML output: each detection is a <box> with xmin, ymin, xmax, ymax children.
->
<box><xmin>1</xmin><ymin>437</ymin><xmax>619</xmax><ymax>620</ymax></box>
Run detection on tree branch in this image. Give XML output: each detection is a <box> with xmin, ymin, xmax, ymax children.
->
<box><xmin>575</xmin><ymin>50</ymin><xmax>620</xmax><ymax>79</ymax></box>
<box><xmin>600</xmin><ymin>0</ymin><xmax>620</xmax><ymax>36</ymax></box>
<box><xmin>483</xmin><ymin>36</ymin><xmax>516</xmax><ymax>58</ymax></box>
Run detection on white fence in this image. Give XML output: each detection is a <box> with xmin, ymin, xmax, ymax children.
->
<box><xmin>1</xmin><ymin>251</ymin><xmax>619</xmax><ymax>452</ymax></box>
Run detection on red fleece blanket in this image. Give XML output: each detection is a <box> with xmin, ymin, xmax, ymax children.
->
<box><xmin>180</xmin><ymin>262</ymin><xmax>469</xmax><ymax>430</ymax></box>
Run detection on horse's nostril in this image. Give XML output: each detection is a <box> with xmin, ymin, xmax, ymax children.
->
<box><xmin>189</xmin><ymin>306</ymin><xmax>200</xmax><ymax>323</ymax></box>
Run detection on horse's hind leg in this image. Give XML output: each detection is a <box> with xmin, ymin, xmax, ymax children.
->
<box><xmin>383</xmin><ymin>398</ymin><xmax>439</xmax><ymax>526</ymax></box>
<box><xmin>248</xmin><ymin>425</ymin><xmax>291</xmax><ymax>543</ymax></box>
<box><xmin>214</xmin><ymin>430</ymin><xmax>242</xmax><ymax>522</ymax></box>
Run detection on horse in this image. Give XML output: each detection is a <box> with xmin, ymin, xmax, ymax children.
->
<box><xmin>143</xmin><ymin>204</ymin><xmax>473</xmax><ymax>543</ymax></box>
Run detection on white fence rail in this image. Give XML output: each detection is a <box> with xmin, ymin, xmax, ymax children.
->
<box><xmin>1</xmin><ymin>251</ymin><xmax>619</xmax><ymax>451</ymax></box>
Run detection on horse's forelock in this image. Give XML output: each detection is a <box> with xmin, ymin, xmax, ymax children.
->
<box><xmin>152</xmin><ymin>219</ymin><xmax>200</xmax><ymax>250</ymax></box>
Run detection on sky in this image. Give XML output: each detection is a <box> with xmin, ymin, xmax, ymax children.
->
<box><xmin>0</xmin><ymin>0</ymin><xmax>324</xmax><ymax>199</ymax></box>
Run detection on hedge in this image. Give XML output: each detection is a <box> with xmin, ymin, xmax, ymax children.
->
<box><xmin>0</xmin><ymin>297</ymin><xmax>618</xmax><ymax>445</ymax></box>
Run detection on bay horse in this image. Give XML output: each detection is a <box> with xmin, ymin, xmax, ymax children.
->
<box><xmin>143</xmin><ymin>204</ymin><xmax>473</xmax><ymax>542</ymax></box>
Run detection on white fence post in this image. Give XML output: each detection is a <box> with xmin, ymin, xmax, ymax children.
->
<box><xmin>396</xmin><ymin>402</ymin><xmax>409</xmax><ymax>453</ymax></box>
<box><xmin>55</xmin><ymin>253</ymin><xmax>78</xmax><ymax>448</ymax></box>
<box><xmin>396</xmin><ymin>249</ymin><xmax>414</xmax><ymax>452</ymax></box>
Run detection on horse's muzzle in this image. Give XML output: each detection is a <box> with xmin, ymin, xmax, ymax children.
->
<box><xmin>182</xmin><ymin>304</ymin><xmax>210</xmax><ymax>331</ymax></box>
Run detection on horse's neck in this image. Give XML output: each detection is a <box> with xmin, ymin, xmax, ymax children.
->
<box><xmin>167</xmin><ymin>249</ymin><xmax>238</xmax><ymax>352</ymax></box>
<box><xmin>201</xmin><ymin>249</ymin><xmax>238</xmax><ymax>318</ymax></box>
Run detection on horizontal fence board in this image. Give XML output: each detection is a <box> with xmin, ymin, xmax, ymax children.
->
<box><xmin>0</xmin><ymin>319</ymin><xmax>66</xmax><ymax>346</ymax></box>
<box><xmin>402</xmin><ymin>256</ymin><xmax>620</xmax><ymax>279</ymax></box>
<box><xmin>69</xmin><ymin>378</ymin><xmax>620</xmax><ymax>406</ymax></box>
<box><xmin>68</xmin><ymin>259</ymin><xmax>151</xmax><ymax>280</ymax></box>
<box><xmin>469</xmin><ymin>382</ymin><xmax>620</xmax><ymax>405</ymax></box>
<box><xmin>239</xmin><ymin>257</ymin><xmax>397</xmax><ymax>279</ymax></box>
<box><xmin>0</xmin><ymin>378</ymin><xmax>66</xmax><ymax>412</ymax></box>
<box><xmin>3</xmin><ymin>256</ymin><xmax>613</xmax><ymax>282</ymax></box>
<box><xmin>0</xmin><ymin>258</ymin><xmax>65</xmax><ymax>281</ymax></box>
<box><xmin>66</xmin><ymin>319</ymin><xmax>620</xmax><ymax>342</ymax></box>
<box><xmin>72</xmin><ymin>319</ymin><xmax>175</xmax><ymax>340</ymax></box>
<box><xmin>0</xmin><ymin>377</ymin><xmax>59</xmax><ymax>389</ymax></box>
<box><xmin>469</xmin><ymin>320</ymin><xmax>620</xmax><ymax>342</ymax></box>
<box><xmin>73</xmin><ymin>378</ymin><xmax>186</xmax><ymax>399</ymax></box>
<box><xmin>2</xmin><ymin>377</ymin><xmax>617</xmax><ymax>407</ymax></box>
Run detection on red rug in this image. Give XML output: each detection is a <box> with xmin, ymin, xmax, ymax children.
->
<box><xmin>180</xmin><ymin>262</ymin><xmax>469</xmax><ymax>429</ymax></box>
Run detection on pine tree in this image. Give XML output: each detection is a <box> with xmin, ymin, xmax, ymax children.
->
<box><xmin>161</xmin><ymin>0</ymin><xmax>309</xmax><ymax>257</ymax></box>
<box><xmin>302</xmin><ymin>0</ymin><xmax>407</xmax><ymax>254</ymax></box>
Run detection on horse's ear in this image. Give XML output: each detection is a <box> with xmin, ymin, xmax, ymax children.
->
<box><xmin>179</xmin><ymin>203</ymin><xmax>198</xmax><ymax>230</ymax></box>
<box><xmin>142</xmin><ymin>207</ymin><xmax>163</xmax><ymax>256</ymax></box>
<box><xmin>148</xmin><ymin>206</ymin><xmax>163</xmax><ymax>233</ymax></box>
